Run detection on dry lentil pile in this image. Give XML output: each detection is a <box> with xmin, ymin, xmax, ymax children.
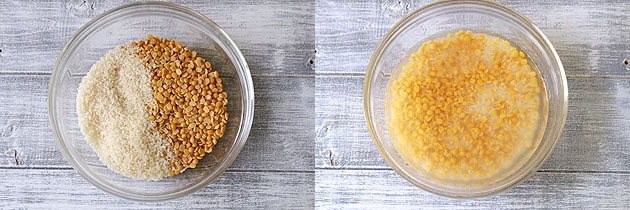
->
<box><xmin>385</xmin><ymin>30</ymin><xmax>547</xmax><ymax>184</ymax></box>
<box><xmin>132</xmin><ymin>35</ymin><xmax>228</xmax><ymax>176</ymax></box>
<box><xmin>77</xmin><ymin>35</ymin><xmax>228</xmax><ymax>180</ymax></box>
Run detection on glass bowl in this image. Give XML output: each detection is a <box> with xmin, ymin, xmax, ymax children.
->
<box><xmin>364</xmin><ymin>0</ymin><xmax>567</xmax><ymax>198</ymax></box>
<box><xmin>48</xmin><ymin>2</ymin><xmax>254</xmax><ymax>201</ymax></box>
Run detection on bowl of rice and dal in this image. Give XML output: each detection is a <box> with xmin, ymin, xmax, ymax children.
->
<box><xmin>49</xmin><ymin>2</ymin><xmax>253</xmax><ymax>201</ymax></box>
<box><xmin>364</xmin><ymin>0</ymin><xmax>568</xmax><ymax>198</ymax></box>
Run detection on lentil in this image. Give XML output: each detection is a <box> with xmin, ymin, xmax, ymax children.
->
<box><xmin>132</xmin><ymin>35</ymin><xmax>228</xmax><ymax>175</ymax></box>
<box><xmin>385</xmin><ymin>30</ymin><xmax>547</xmax><ymax>184</ymax></box>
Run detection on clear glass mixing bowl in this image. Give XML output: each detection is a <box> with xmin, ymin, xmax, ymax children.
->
<box><xmin>364</xmin><ymin>0</ymin><xmax>567</xmax><ymax>198</ymax></box>
<box><xmin>49</xmin><ymin>2</ymin><xmax>254</xmax><ymax>201</ymax></box>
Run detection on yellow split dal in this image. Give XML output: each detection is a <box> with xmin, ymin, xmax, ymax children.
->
<box><xmin>385</xmin><ymin>30</ymin><xmax>547</xmax><ymax>184</ymax></box>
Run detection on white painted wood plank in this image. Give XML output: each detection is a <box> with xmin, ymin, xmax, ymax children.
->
<box><xmin>4</xmin><ymin>0</ymin><xmax>630</xmax><ymax>208</ymax></box>
<box><xmin>315</xmin><ymin>0</ymin><xmax>630</xmax><ymax>76</ymax></box>
<box><xmin>316</xmin><ymin>169</ymin><xmax>630</xmax><ymax>209</ymax></box>
<box><xmin>315</xmin><ymin>76</ymin><xmax>630</xmax><ymax>172</ymax></box>
<box><xmin>0</xmin><ymin>169</ymin><xmax>313</xmax><ymax>209</ymax></box>
<box><xmin>0</xmin><ymin>75</ymin><xmax>314</xmax><ymax>171</ymax></box>
<box><xmin>0</xmin><ymin>0</ymin><xmax>315</xmax><ymax>207</ymax></box>
<box><xmin>0</xmin><ymin>0</ymin><xmax>314</xmax><ymax>76</ymax></box>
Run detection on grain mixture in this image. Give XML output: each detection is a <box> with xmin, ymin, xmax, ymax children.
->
<box><xmin>385</xmin><ymin>30</ymin><xmax>547</xmax><ymax>185</ymax></box>
<box><xmin>77</xmin><ymin>35</ymin><xmax>228</xmax><ymax>180</ymax></box>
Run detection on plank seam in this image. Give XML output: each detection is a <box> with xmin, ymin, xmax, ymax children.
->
<box><xmin>315</xmin><ymin>167</ymin><xmax>630</xmax><ymax>174</ymax></box>
<box><xmin>0</xmin><ymin>72</ymin><xmax>316</xmax><ymax>78</ymax></box>
<box><xmin>313</xmin><ymin>73</ymin><xmax>630</xmax><ymax>79</ymax></box>
<box><xmin>0</xmin><ymin>167</ymin><xmax>314</xmax><ymax>173</ymax></box>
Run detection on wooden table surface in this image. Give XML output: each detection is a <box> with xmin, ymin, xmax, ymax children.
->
<box><xmin>0</xmin><ymin>0</ymin><xmax>314</xmax><ymax>208</ymax></box>
<box><xmin>315</xmin><ymin>0</ymin><xmax>630</xmax><ymax>209</ymax></box>
<box><xmin>1</xmin><ymin>0</ymin><xmax>629</xmax><ymax>209</ymax></box>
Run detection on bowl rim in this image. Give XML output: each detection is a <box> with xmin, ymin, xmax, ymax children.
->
<box><xmin>364</xmin><ymin>0</ymin><xmax>568</xmax><ymax>198</ymax></box>
<box><xmin>48</xmin><ymin>1</ymin><xmax>254</xmax><ymax>202</ymax></box>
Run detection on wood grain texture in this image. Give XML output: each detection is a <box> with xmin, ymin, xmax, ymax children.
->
<box><xmin>314</xmin><ymin>0</ymin><xmax>630</xmax><ymax>208</ymax></box>
<box><xmin>0</xmin><ymin>169</ymin><xmax>313</xmax><ymax>209</ymax></box>
<box><xmin>315</xmin><ymin>76</ymin><xmax>630</xmax><ymax>172</ymax></box>
<box><xmin>316</xmin><ymin>170</ymin><xmax>630</xmax><ymax>209</ymax></box>
<box><xmin>0</xmin><ymin>0</ymin><xmax>314</xmax><ymax>76</ymax></box>
<box><xmin>0</xmin><ymin>75</ymin><xmax>314</xmax><ymax>171</ymax></box>
<box><xmin>3</xmin><ymin>0</ymin><xmax>630</xmax><ymax>208</ymax></box>
<box><xmin>315</xmin><ymin>0</ymin><xmax>630</xmax><ymax>76</ymax></box>
<box><xmin>0</xmin><ymin>0</ymin><xmax>315</xmax><ymax>207</ymax></box>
